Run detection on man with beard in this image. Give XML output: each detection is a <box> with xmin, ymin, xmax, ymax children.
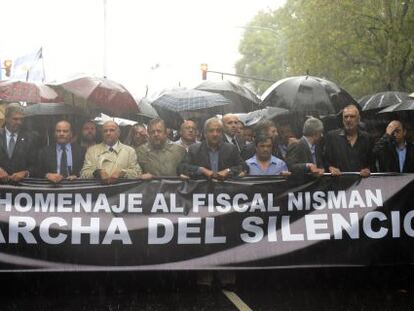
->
<box><xmin>136</xmin><ymin>119</ymin><xmax>186</xmax><ymax>177</ymax></box>
<box><xmin>178</xmin><ymin>117</ymin><xmax>243</xmax><ymax>179</ymax></box>
<box><xmin>324</xmin><ymin>104</ymin><xmax>372</xmax><ymax>177</ymax></box>
<box><xmin>79</xmin><ymin>120</ymin><xmax>97</xmax><ymax>149</ymax></box>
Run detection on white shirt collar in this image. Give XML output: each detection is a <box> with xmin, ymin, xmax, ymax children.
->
<box><xmin>5</xmin><ymin>127</ymin><xmax>18</xmax><ymax>139</ymax></box>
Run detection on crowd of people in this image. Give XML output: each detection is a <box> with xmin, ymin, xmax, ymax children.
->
<box><xmin>0</xmin><ymin>102</ymin><xmax>412</xmax><ymax>185</ymax></box>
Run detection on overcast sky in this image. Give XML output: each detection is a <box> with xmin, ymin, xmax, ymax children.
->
<box><xmin>1</xmin><ymin>0</ymin><xmax>284</xmax><ymax>98</ymax></box>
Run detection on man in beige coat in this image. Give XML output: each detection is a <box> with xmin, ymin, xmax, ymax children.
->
<box><xmin>81</xmin><ymin>121</ymin><xmax>142</xmax><ymax>183</ymax></box>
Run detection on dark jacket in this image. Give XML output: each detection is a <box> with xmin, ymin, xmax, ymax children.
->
<box><xmin>373</xmin><ymin>134</ymin><xmax>414</xmax><ymax>173</ymax></box>
<box><xmin>286</xmin><ymin>137</ymin><xmax>325</xmax><ymax>175</ymax></box>
<box><xmin>222</xmin><ymin>134</ymin><xmax>245</xmax><ymax>153</ymax></box>
<box><xmin>177</xmin><ymin>141</ymin><xmax>243</xmax><ymax>178</ymax></box>
<box><xmin>324</xmin><ymin>128</ymin><xmax>373</xmax><ymax>172</ymax></box>
<box><xmin>36</xmin><ymin>143</ymin><xmax>86</xmax><ymax>177</ymax></box>
<box><xmin>0</xmin><ymin>128</ymin><xmax>38</xmax><ymax>175</ymax></box>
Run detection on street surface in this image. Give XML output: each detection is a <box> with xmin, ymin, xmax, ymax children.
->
<box><xmin>3</xmin><ymin>266</ymin><xmax>413</xmax><ymax>310</ymax></box>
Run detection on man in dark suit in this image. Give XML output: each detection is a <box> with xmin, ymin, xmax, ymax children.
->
<box><xmin>0</xmin><ymin>103</ymin><xmax>37</xmax><ymax>183</ymax></box>
<box><xmin>373</xmin><ymin>120</ymin><xmax>414</xmax><ymax>173</ymax></box>
<box><xmin>286</xmin><ymin>117</ymin><xmax>325</xmax><ymax>177</ymax></box>
<box><xmin>222</xmin><ymin>114</ymin><xmax>244</xmax><ymax>153</ymax></box>
<box><xmin>178</xmin><ymin>117</ymin><xmax>243</xmax><ymax>179</ymax></box>
<box><xmin>37</xmin><ymin>120</ymin><xmax>85</xmax><ymax>183</ymax></box>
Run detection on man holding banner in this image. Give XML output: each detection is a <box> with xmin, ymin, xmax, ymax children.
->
<box><xmin>36</xmin><ymin>120</ymin><xmax>85</xmax><ymax>183</ymax></box>
<box><xmin>81</xmin><ymin>121</ymin><xmax>142</xmax><ymax>183</ymax></box>
<box><xmin>0</xmin><ymin>103</ymin><xmax>37</xmax><ymax>182</ymax></box>
<box><xmin>178</xmin><ymin>117</ymin><xmax>243</xmax><ymax>180</ymax></box>
<box><xmin>325</xmin><ymin>104</ymin><xmax>373</xmax><ymax>177</ymax></box>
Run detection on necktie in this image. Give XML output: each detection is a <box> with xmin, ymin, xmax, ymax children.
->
<box><xmin>8</xmin><ymin>134</ymin><xmax>15</xmax><ymax>158</ymax></box>
<box><xmin>109</xmin><ymin>147</ymin><xmax>114</xmax><ymax>152</ymax></box>
<box><xmin>311</xmin><ymin>146</ymin><xmax>317</xmax><ymax>164</ymax></box>
<box><xmin>231</xmin><ymin>137</ymin><xmax>240</xmax><ymax>152</ymax></box>
<box><xmin>60</xmin><ymin>145</ymin><xmax>68</xmax><ymax>177</ymax></box>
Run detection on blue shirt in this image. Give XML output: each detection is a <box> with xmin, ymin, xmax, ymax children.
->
<box><xmin>56</xmin><ymin>143</ymin><xmax>73</xmax><ymax>175</ymax></box>
<box><xmin>396</xmin><ymin>143</ymin><xmax>407</xmax><ymax>173</ymax></box>
<box><xmin>207</xmin><ymin>147</ymin><xmax>219</xmax><ymax>173</ymax></box>
<box><xmin>246</xmin><ymin>155</ymin><xmax>288</xmax><ymax>175</ymax></box>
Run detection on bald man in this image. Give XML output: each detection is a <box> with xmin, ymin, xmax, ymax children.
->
<box><xmin>324</xmin><ymin>104</ymin><xmax>373</xmax><ymax>177</ymax></box>
<box><xmin>81</xmin><ymin>121</ymin><xmax>142</xmax><ymax>183</ymax></box>
<box><xmin>222</xmin><ymin>114</ymin><xmax>244</xmax><ymax>152</ymax></box>
<box><xmin>373</xmin><ymin>120</ymin><xmax>414</xmax><ymax>173</ymax></box>
<box><xmin>37</xmin><ymin>120</ymin><xmax>85</xmax><ymax>183</ymax></box>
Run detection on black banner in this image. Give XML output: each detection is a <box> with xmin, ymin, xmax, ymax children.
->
<box><xmin>1</xmin><ymin>174</ymin><xmax>414</xmax><ymax>271</ymax></box>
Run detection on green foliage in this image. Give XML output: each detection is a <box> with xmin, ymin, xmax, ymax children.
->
<box><xmin>236</xmin><ymin>0</ymin><xmax>414</xmax><ymax>99</ymax></box>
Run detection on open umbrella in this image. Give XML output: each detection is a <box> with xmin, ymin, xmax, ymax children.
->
<box><xmin>23</xmin><ymin>102</ymin><xmax>81</xmax><ymax>116</ymax></box>
<box><xmin>195</xmin><ymin>80</ymin><xmax>260</xmax><ymax>112</ymax></box>
<box><xmin>151</xmin><ymin>89</ymin><xmax>231</xmax><ymax>129</ymax></box>
<box><xmin>137</xmin><ymin>97</ymin><xmax>159</xmax><ymax>120</ymax></box>
<box><xmin>358</xmin><ymin>91</ymin><xmax>410</xmax><ymax>111</ymax></box>
<box><xmin>261</xmin><ymin>76</ymin><xmax>356</xmax><ymax>115</ymax></box>
<box><xmin>235</xmin><ymin>107</ymin><xmax>289</xmax><ymax>127</ymax></box>
<box><xmin>378</xmin><ymin>98</ymin><xmax>414</xmax><ymax>113</ymax></box>
<box><xmin>49</xmin><ymin>76</ymin><xmax>139</xmax><ymax>117</ymax></box>
<box><xmin>0</xmin><ymin>80</ymin><xmax>62</xmax><ymax>103</ymax></box>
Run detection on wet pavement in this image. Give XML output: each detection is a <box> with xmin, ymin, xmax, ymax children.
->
<box><xmin>3</xmin><ymin>266</ymin><xmax>414</xmax><ymax>310</ymax></box>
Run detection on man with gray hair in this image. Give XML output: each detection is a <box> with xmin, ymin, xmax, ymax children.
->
<box><xmin>178</xmin><ymin>117</ymin><xmax>243</xmax><ymax>179</ymax></box>
<box><xmin>286</xmin><ymin>117</ymin><xmax>325</xmax><ymax>177</ymax></box>
<box><xmin>0</xmin><ymin>103</ymin><xmax>38</xmax><ymax>182</ymax></box>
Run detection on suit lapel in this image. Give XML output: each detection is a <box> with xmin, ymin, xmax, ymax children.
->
<box><xmin>218</xmin><ymin>144</ymin><xmax>226</xmax><ymax>169</ymax></box>
<box><xmin>12</xmin><ymin>132</ymin><xmax>25</xmax><ymax>158</ymax></box>
<box><xmin>51</xmin><ymin>145</ymin><xmax>58</xmax><ymax>172</ymax></box>
<box><xmin>301</xmin><ymin>137</ymin><xmax>313</xmax><ymax>163</ymax></box>
<box><xmin>70</xmin><ymin>143</ymin><xmax>79</xmax><ymax>173</ymax></box>
<box><xmin>0</xmin><ymin>128</ymin><xmax>7</xmax><ymax>153</ymax></box>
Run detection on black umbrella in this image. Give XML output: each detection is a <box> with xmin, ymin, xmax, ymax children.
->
<box><xmin>195</xmin><ymin>80</ymin><xmax>260</xmax><ymax>112</ymax></box>
<box><xmin>151</xmin><ymin>89</ymin><xmax>231</xmax><ymax>129</ymax></box>
<box><xmin>260</xmin><ymin>76</ymin><xmax>356</xmax><ymax>116</ymax></box>
<box><xmin>24</xmin><ymin>102</ymin><xmax>81</xmax><ymax>116</ymax></box>
<box><xmin>358</xmin><ymin>91</ymin><xmax>410</xmax><ymax>111</ymax></box>
<box><xmin>235</xmin><ymin>107</ymin><xmax>289</xmax><ymax>127</ymax></box>
<box><xmin>378</xmin><ymin>98</ymin><xmax>414</xmax><ymax>113</ymax></box>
